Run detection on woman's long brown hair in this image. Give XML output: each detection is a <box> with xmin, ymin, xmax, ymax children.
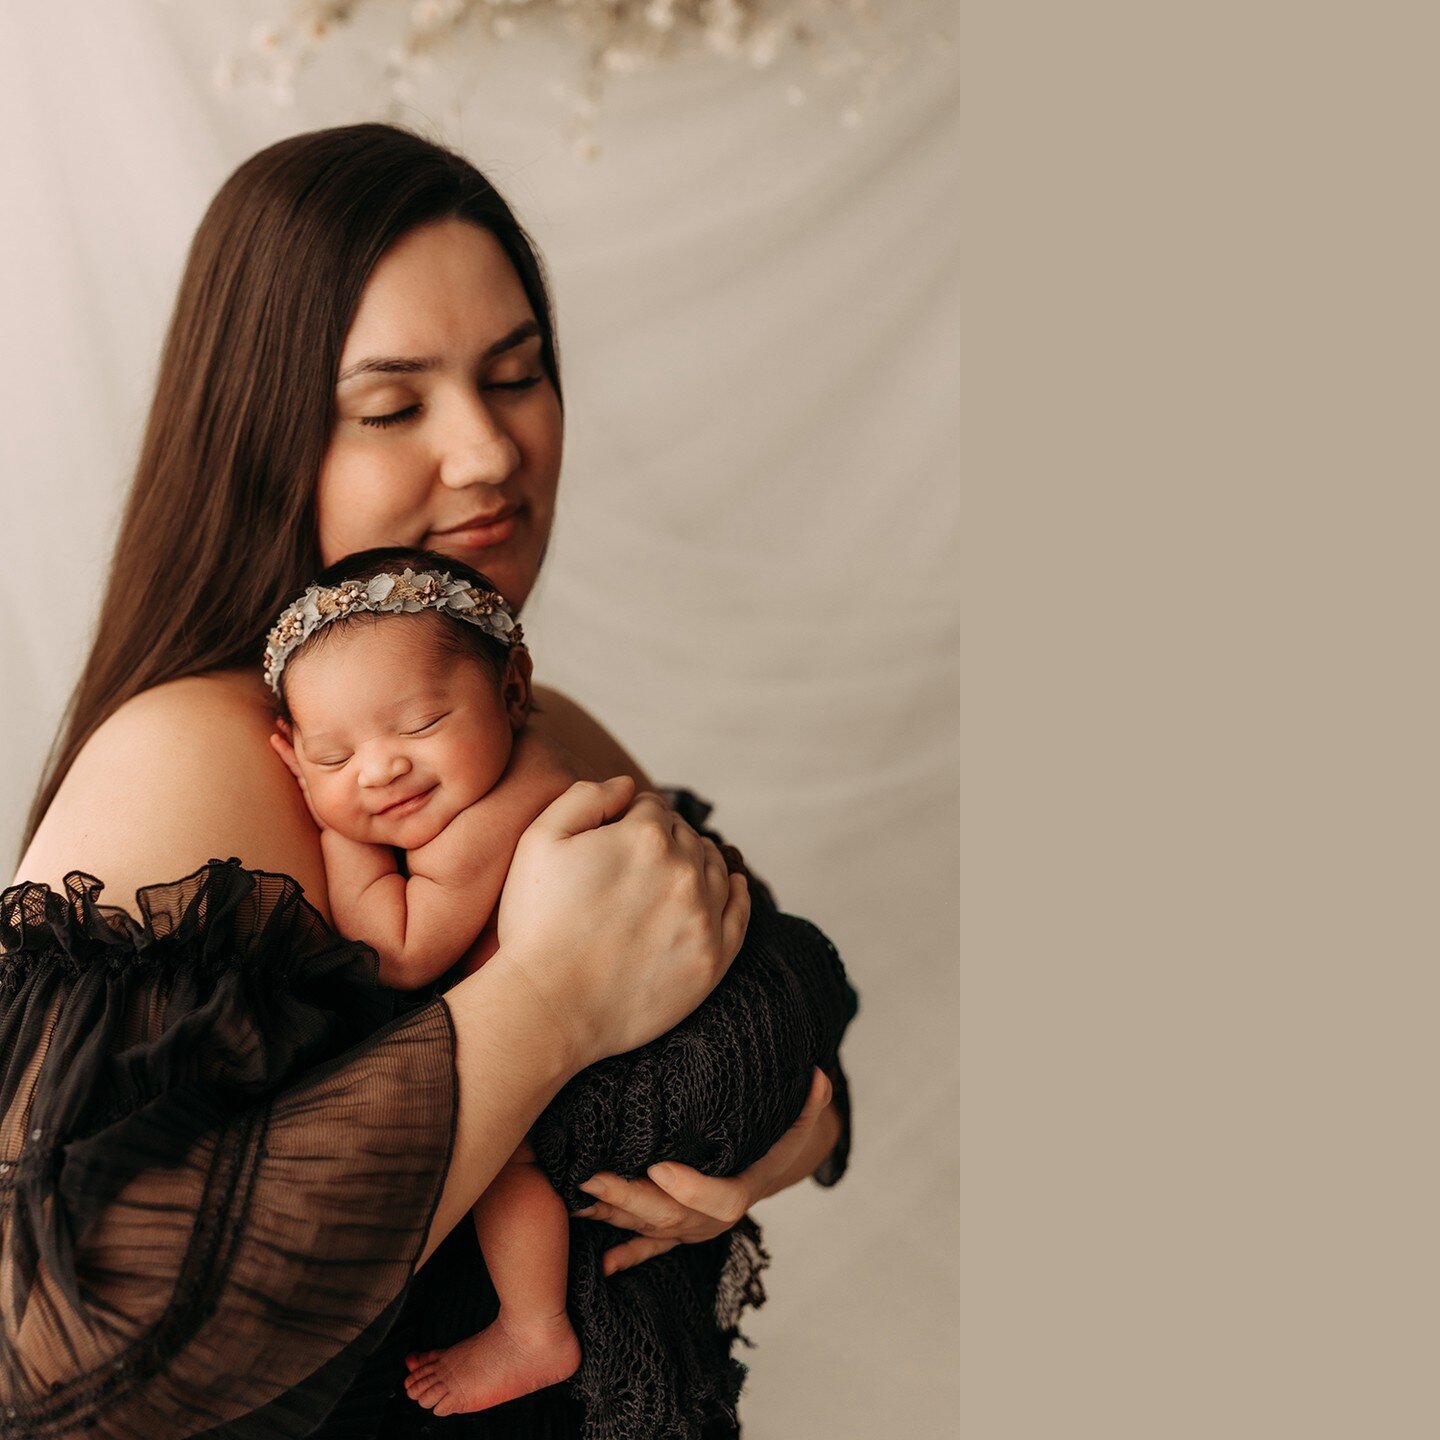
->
<box><xmin>21</xmin><ymin>124</ymin><xmax>561</xmax><ymax>856</ymax></box>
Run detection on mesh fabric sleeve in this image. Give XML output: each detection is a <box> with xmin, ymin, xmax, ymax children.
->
<box><xmin>0</xmin><ymin>859</ymin><xmax>458</xmax><ymax>1440</ymax></box>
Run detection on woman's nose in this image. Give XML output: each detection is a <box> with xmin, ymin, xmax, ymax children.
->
<box><xmin>437</xmin><ymin>396</ymin><xmax>521</xmax><ymax>490</ymax></box>
<box><xmin>358</xmin><ymin>749</ymin><xmax>412</xmax><ymax>787</ymax></box>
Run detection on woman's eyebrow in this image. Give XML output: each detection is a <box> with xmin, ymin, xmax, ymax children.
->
<box><xmin>336</xmin><ymin>320</ymin><xmax>541</xmax><ymax>385</ymax></box>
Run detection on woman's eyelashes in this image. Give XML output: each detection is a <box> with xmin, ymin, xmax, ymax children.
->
<box><xmin>356</xmin><ymin>375</ymin><xmax>543</xmax><ymax>428</ymax></box>
<box><xmin>359</xmin><ymin>405</ymin><xmax>420</xmax><ymax>430</ymax></box>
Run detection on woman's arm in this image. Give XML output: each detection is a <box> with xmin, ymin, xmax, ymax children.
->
<box><xmin>523</xmin><ymin>685</ymin><xmax>852</xmax><ymax>1246</ymax></box>
<box><xmin>574</xmin><ymin>1068</ymin><xmax>843</xmax><ymax>1275</ymax></box>
<box><xmin>428</xmin><ymin>778</ymin><xmax>749</xmax><ymax>1256</ymax></box>
<box><xmin>17</xmin><ymin>672</ymin><xmax>751</xmax><ymax>1260</ymax></box>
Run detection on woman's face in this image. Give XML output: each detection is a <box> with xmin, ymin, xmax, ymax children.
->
<box><xmin>316</xmin><ymin>218</ymin><xmax>563</xmax><ymax>610</ymax></box>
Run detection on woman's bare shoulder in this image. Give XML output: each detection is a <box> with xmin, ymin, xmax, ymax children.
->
<box><xmin>15</xmin><ymin>670</ymin><xmax>328</xmax><ymax>913</ymax></box>
<box><xmin>528</xmin><ymin>684</ymin><xmax>655</xmax><ymax>790</ymax></box>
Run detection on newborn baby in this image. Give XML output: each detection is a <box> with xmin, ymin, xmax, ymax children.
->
<box><xmin>265</xmin><ymin>546</ymin><xmax>855</xmax><ymax>1437</ymax></box>
<box><xmin>268</xmin><ymin>551</ymin><xmax>598</xmax><ymax>1416</ymax></box>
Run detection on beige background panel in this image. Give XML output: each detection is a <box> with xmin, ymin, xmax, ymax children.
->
<box><xmin>963</xmin><ymin>3</ymin><xmax>1437</xmax><ymax>1436</ymax></box>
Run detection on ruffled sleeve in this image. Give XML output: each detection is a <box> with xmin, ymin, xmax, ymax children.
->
<box><xmin>0</xmin><ymin>859</ymin><xmax>457</xmax><ymax>1440</ymax></box>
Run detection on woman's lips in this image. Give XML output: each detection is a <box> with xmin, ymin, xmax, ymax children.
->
<box><xmin>429</xmin><ymin>505</ymin><xmax>521</xmax><ymax>550</ymax></box>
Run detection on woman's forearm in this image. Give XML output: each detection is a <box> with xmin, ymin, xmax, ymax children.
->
<box><xmin>419</xmin><ymin>951</ymin><xmax>580</xmax><ymax>1264</ymax></box>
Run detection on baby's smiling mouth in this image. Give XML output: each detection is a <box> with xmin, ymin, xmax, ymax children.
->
<box><xmin>372</xmin><ymin>784</ymin><xmax>437</xmax><ymax>817</ymax></box>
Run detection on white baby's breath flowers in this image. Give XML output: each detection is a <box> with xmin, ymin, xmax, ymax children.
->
<box><xmin>205</xmin><ymin>0</ymin><xmax>912</xmax><ymax>149</ymax></box>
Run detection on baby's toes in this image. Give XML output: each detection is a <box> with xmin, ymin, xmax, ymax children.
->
<box><xmin>432</xmin><ymin>1385</ymin><xmax>465</xmax><ymax>1418</ymax></box>
<box><xmin>407</xmin><ymin>1374</ymin><xmax>451</xmax><ymax>1411</ymax></box>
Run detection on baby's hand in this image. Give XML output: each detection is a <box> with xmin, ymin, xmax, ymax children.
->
<box><xmin>269</xmin><ymin>720</ymin><xmax>328</xmax><ymax>832</ymax></box>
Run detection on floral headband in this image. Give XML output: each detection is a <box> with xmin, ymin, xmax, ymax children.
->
<box><xmin>263</xmin><ymin>567</ymin><xmax>523</xmax><ymax>695</ymax></box>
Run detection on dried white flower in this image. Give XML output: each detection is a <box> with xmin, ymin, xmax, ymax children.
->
<box><xmin>748</xmin><ymin>23</ymin><xmax>782</xmax><ymax>66</ymax></box>
<box><xmin>213</xmin><ymin>0</ymin><xmax>898</xmax><ymax>143</ymax></box>
<box><xmin>602</xmin><ymin>46</ymin><xmax>645</xmax><ymax>72</ymax></box>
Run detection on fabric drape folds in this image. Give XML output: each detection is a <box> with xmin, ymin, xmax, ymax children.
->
<box><xmin>0</xmin><ymin>860</ymin><xmax>456</xmax><ymax>1440</ymax></box>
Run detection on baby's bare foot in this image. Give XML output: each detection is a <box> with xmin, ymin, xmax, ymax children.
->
<box><xmin>403</xmin><ymin>1312</ymin><xmax>580</xmax><ymax>1416</ymax></box>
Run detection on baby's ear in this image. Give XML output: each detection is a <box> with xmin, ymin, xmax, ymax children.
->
<box><xmin>269</xmin><ymin>723</ymin><xmax>302</xmax><ymax>779</ymax></box>
<box><xmin>503</xmin><ymin>645</ymin><xmax>534</xmax><ymax>730</ymax></box>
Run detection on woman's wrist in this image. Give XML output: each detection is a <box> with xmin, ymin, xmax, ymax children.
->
<box><xmin>445</xmin><ymin>948</ymin><xmax>582</xmax><ymax>1107</ymax></box>
<box><xmin>419</xmin><ymin>947</ymin><xmax>584</xmax><ymax>1263</ymax></box>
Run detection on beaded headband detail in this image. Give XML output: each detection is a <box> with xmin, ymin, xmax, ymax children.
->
<box><xmin>263</xmin><ymin>567</ymin><xmax>523</xmax><ymax>695</ymax></box>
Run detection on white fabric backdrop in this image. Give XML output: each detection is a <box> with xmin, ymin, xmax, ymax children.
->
<box><xmin>0</xmin><ymin>4</ymin><xmax>958</xmax><ymax>1434</ymax></box>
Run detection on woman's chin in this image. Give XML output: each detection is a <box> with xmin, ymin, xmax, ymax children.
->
<box><xmin>429</xmin><ymin>535</ymin><xmax>540</xmax><ymax>611</ymax></box>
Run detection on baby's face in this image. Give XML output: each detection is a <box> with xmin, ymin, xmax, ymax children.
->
<box><xmin>284</xmin><ymin>616</ymin><xmax>520</xmax><ymax>849</ymax></box>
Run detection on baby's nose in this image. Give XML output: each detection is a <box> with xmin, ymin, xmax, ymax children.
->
<box><xmin>361</xmin><ymin>751</ymin><xmax>412</xmax><ymax>786</ymax></box>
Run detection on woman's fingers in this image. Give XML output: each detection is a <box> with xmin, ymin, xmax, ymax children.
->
<box><xmin>574</xmin><ymin>1167</ymin><xmax>751</xmax><ymax>1235</ymax></box>
<box><xmin>571</xmin><ymin>1074</ymin><xmax>838</xmax><ymax>1281</ymax></box>
<box><xmin>574</xmin><ymin>1174</ymin><xmax>692</xmax><ymax>1234</ymax></box>
<box><xmin>494</xmin><ymin>779</ymin><xmax>746</xmax><ymax>1070</ymax></box>
<box><xmin>701</xmin><ymin>837</ymin><xmax>732</xmax><ymax>906</ymax></box>
<box><xmin>532</xmin><ymin>775</ymin><xmax>637</xmax><ymax>841</ymax></box>
<box><xmin>797</xmin><ymin>1065</ymin><xmax>834</xmax><ymax>1121</ymax></box>
<box><xmin>645</xmin><ymin>1163</ymin><xmax>753</xmax><ymax>1228</ymax></box>
<box><xmin>719</xmin><ymin>871</ymin><xmax>751</xmax><ymax>963</ymax></box>
<box><xmin>622</xmin><ymin>788</ymin><xmax>678</xmax><ymax>826</ymax></box>
<box><xmin>601</xmin><ymin>1235</ymin><xmax>679</xmax><ymax>1277</ymax></box>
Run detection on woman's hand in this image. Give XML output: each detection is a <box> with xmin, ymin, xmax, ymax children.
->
<box><xmin>493</xmin><ymin>777</ymin><xmax>750</xmax><ymax>1074</ymax></box>
<box><xmin>574</xmin><ymin>1068</ymin><xmax>836</xmax><ymax>1275</ymax></box>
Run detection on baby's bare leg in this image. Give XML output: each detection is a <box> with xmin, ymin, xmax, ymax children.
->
<box><xmin>403</xmin><ymin>1140</ymin><xmax>579</xmax><ymax>1416</ymax></box>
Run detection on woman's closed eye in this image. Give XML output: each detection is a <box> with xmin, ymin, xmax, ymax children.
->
<box><xmin>357</xmin><ymin>376</ymin><xmax>539</xmax><ymax>429</ymax></box>
<box><xmin>359</xmin><ymin>405</ymin><xmax>420</xmax><ymax>430</ymax></box>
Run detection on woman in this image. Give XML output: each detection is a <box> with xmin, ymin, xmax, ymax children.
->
<box><xmin>5</xmin><ymin>124</ymin><xmax>849</xmax><ymax>1437</ymax></box>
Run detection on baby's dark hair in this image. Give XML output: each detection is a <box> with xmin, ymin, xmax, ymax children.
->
<box><xmin>272</xmin><ymin>546</ymin><xmax>519</xmax><ymax>723</ymax></box>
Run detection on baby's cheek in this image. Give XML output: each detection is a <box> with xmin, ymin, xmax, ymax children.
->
<box><xmin>304</xmin><ymin>777</ymin><xmax>348</xmax><ymax>833</ymax></box>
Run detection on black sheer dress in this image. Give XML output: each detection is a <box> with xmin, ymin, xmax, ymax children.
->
<box><xmin>0</xmin><ymin>795</ymin><xmax>854</xmax><ymax>1440</ymax></box>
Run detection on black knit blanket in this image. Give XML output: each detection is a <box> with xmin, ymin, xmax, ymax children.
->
<box><xmin>528</xmin><ymin>813</ymin><xmax>856</xmax><ymax>1440</ymax></box>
